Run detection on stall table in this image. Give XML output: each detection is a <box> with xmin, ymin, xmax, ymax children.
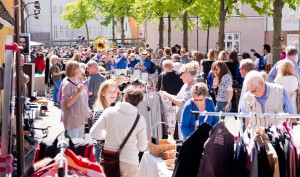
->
<box><xmin>137</xmin><ymin>152</ymin><xmax>173</xmax><ymax>177</ymax></box>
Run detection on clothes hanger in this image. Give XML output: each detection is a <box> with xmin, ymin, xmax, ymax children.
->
<box><xmin>203</xmin><ymin>111</ymin><xmax>208</xmax><ymax>124</ymax></box>
<box><xmin>218</xmin><ymin>111</ymin><xmax>223</xmax><ymax>122</ymax></box>
<box><xmin>238</xmin><ymin>112</ymin><xmax>244</xmax><ymax>137</ymax></box>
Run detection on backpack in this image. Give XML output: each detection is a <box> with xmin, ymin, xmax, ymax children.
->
<box><xmin>148</xmin><ymin>61</ymin><xmax>157</xmax><ymax>74</ymax></box>
<box><xmin>258</xmin><ymin>56</ymin><xmax>266</xmax><ymax>71</ymax></box>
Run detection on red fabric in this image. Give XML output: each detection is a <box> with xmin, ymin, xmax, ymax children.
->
<box><xmin>31</xmin><ymin>149</ymin><xmax>102</xmax><ymax>176</ymax></box>
<box><xmin>34</xmin><ymin>58</ymin><xmax>45</xmax><ymax>71</ymax></box>
<box><xmin>32</xmin><ymin>143</ymin><xmax>42</xmax><ymax>164</ymax></box>
<box><xmin>65</xmin><ymin>149</ymin><xmax>102</xmax><ymax>172</ymax></box>
<box><xmin>84</xmin><ymin>144</ymin><xmax>96</xmax><ymax>162</ymax></box>
<box><xmin>5</xmin><ymin>43</ymin><xmax>19</xmax><ymax>51</ymax></box>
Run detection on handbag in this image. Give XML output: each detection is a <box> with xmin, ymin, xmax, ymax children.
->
<box><xmin>101</xmin><ymin>114</ymin><xmax>140</xmax><ymax>177</ymax></box>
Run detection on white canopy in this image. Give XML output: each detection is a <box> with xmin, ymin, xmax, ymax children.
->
<box><xmin>30</xmin><ymin>41</ymin><xmax>44</xmax><ymax>46</ymax></box>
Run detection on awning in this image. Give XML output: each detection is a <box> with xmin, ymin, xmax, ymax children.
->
<box><xmin>30</xmin><ymin>41</ymin><xmax>44</xmax><ymax>46</ymax></box>
<box><xmin>0</xmin><ymin>1</ymin><xmax>14</xmax><ymax>26</ymax></box>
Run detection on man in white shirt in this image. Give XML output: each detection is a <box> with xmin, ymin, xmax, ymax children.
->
<box><xmin>171</xmin><ymin>54</ymin><xmax>182</xmax><ymax>73</ymax></box>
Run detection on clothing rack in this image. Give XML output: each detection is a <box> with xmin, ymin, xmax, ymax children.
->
<box><xmin>191</xmin><ymin>111</ymin><xmax>300</xmax><ymax>118</ymax></box>
<box><xmin>191</xmin><ymin>111</ymin><xmax>300</xmax><ymax>129</ymax></box>
<box><xmin>56</xmin><ymin>132</ymin><xmax>70</xmax><ymax>177</ymax></box>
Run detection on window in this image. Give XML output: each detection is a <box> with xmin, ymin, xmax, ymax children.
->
<box><xmin>65</xmin><ymin>26</ymin><xmax>69</xmax><ymax>39</ymax></box>
<box><xmin>224</xmin><ymin>33</ymin><xmax>240</xmax><ymax>54</ymax></box>
<box><xmin>226</xmin><ymin>1</ymin><xmax>241</xmax><ymax>17</ymax></box>
<box><xmin>287</xmin><ymin>5</ymin><xmax>300</xmax><ymax>20</ymax></box>
<box><xmin>287</xmin><ymin>34</ymin><xmax>299</xmax><ymax>48</ymax></box>
<box><xmin>54</xmin><ymin>25</ymin><xmax>58</xmax><ymax>39</ymax></box>
<box><xmin>59</xmin><ymin>6</ymin><xmax>63</xmax><ymax>15</ymax></box>
<box><xmin>233</xmin><ymin>1</ymin><xmax>241</xmax><ymax>16</ymax></box>
<box><xmin>52</xmin><ymin>6</ymin><xmax>57</xmax><ymax>15</ymax></box>
<box><xmin>60</xmin><ymin>26</ymin><xmax>64</xmax><ymax>38</ymax></box>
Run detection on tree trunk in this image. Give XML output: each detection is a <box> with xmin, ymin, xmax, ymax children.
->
<box><xmin>168</xmin><ymin>14</ymin><xmax>171</xmax><ymax>47</ymax></box>
<box><xmin>272</xmin><ymin>0</ymin><xmax>284</xmax><ymax>63</ymax></box>
<box><xmin>159</xmin><ymin>16</ymin><xmax>164</xmax><ymax>49</ymax></box>
<box><xmin>206</xmin><ymin>27</ymin><xmax>210</xmax><ymax>53</ymax></box>
<box><xmin>112</xmin><ymin>17</ymin><xmax>115</xmax><ymax>44</ymax></box>
<box><xmin>120</xmin><ymin>16</ymin><xmax>125</xmax><ymax>46</ymax></box>
<box><xmin>218</xmin><ymin>0</ymin><xmax>226</xmax><ymax>51</ymax></box>
<box><xmin>183</xmin><ymin>11</ymin><xmax>188</xmax><ymax>50</ymax></box>
<box><xmin>85</xmin><ymin>22</ymin><xmax>89</xmax><ymax>47</ymax></box>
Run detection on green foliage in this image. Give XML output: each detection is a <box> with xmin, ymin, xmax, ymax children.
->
<box><xmin>242</xmin><ymin>0</ymin><xmax>297</xmax><ymax>16</ymax></box>
<box><xmin>61</xmin><ymin>0</ymin><xmax>96</xmax><ymax>29</ymax></box>
<box><xmin>187</xmin><ymin>0</ymin><xmax>220</xmax><ymax>30</ymax></box>
<box><xmin>88</xmin><ymin>0</ymin><xmax>135</xmax><ymax>20</ymax></box>
<box><xmin>131</xmin><ymin>0</ymin><xmax>179</xmax><ymax>25</ymax></box>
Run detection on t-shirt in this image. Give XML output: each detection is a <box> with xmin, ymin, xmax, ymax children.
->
<box><xmin>128</xmin><ymin>59</ymin><xmax>140</xmax><ymax>68</ymax></box>
<box><xmin>115</xmin><ymin>56</ymin><xmax>127</xmax><ymax>69</ymax></box>
<box><xmin>49</xmin><ymin>65</ymin><xmax>62</xmax><ymax>81</ymax></box>
<box><xmin>141</xmin><ymin>59</ymin><xmax>151</xmax><ymax>73</ymax></box>
<box><xmin>157</xmin><ymin>71</ymin><xmax>183</xmax><ymax>95</ymax></box>
<box><xmin>88</xmin><ymin>74</ymin><xmax>106</xmax><ymax>108</ymax></box>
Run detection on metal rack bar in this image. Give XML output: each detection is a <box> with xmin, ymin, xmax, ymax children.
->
<box><xmin>191</xmin><ymin>111</ymin><xmax>300</xmax><ymax>118</ymax></box>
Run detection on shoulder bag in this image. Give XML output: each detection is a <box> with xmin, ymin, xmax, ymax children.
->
<box><xmin>101</xmin><ymin>114</ymin><xmax>140</xmax><ymax>177</ymax></box>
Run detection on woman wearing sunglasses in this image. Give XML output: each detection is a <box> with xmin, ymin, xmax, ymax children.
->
<box><xmin>180</xmin><ymin>82</ymin><xmax>218</xmax><ymax>140</ymax></box>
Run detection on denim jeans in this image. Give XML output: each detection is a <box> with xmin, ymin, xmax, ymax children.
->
<box><xmin>53</xmin><ymin>79</ymin><xmax>62</xmax><ymax>103</ymax></box>
<box><xmin>66</xmin><ymin>126</ymin><xmax>84</xmax><ymax>139</ymax></box>
<box><xmin>216</xmin><ymin>101</ymin><xmax>232</xmax><ymax>112</ymax></box>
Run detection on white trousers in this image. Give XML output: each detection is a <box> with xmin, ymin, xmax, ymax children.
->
<box><xmin>120</xmin><ymin>162</ymin><xmax>138</xmax><ymax>177</ymax></box>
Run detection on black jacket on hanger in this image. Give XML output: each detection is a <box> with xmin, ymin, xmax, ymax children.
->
<box><xmin>172</xmin><ymin>122</ymin><xmax>212</xmax><ymax>177</ymax></box>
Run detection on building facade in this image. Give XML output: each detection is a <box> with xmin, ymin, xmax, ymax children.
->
<box><xmin>145</xmin><ymin>4</ymin><xmax>266</xmax><ymax>57</ymax></box>
<box><xmin>265</xmin><ymin>4</ymin><xmax>300</xmax><ymax>49</ymax></box>
<box><xmin>24</xmin><ymin>0</ymin><xmax>114</xmax><ymax>47</ymax></box>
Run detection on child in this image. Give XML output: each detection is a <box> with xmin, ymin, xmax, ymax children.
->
<box><xmin>91</xmin><ymin>79</ymin><xmax>119</xmax><ymax>163</ymax></box>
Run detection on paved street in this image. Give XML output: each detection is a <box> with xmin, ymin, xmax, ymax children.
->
<box><xmin>24</xmin><ymin>98</ymin><xmax>64</xmax><ymax>168</ymax></box>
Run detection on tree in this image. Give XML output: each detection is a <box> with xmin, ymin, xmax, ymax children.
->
<box><xmin>89</xmin><ymin>0</ymin><xmax>135</xmax><ymax>46</ymax></box>
<box><xmin>61</xmin><ymin>0</ymin><xmax>96</xmax><ymax>45</ymax></box>
<box><xmin>132</xmin><ymin>0</ymin><xmax>177</xmax><ymax>49</ymax></box>
<box><xmin>100</xmin><ymin>15</ymin><xmax>117</xmax><ymax>43</ymax></box>
<box><xmin>244</xmin><ymin>0</ymin><xmax>298</xmax><ymax>63</ymax></box>
<box><xmin>188</xmin><ymin>0</ymin><xmax>219</xmax><ymax>52</ymax></box>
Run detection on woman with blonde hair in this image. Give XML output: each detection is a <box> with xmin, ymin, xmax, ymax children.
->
<box><xmin>92</xmin><ymin>79</ymin><xmax>119</xmax><ymax>163</ymax></box>
<box><xmin>274</xmin><ymin>60</ymin><xmax>298</xmax><ymax>113</ymax></box>
<box><xmin>90</xmin><ymin>86</ymin><xmax>147</xmax><ymax>177</ymax></box>
<box><xmin>72</xmin><ymin>53</ymin><xmax>82</xmax><ymax>62</ymax></box>
<box><xmin>159</xmin><ymin>62</ymin><xmax>198</xmax><ymax>140</ymax></box>
<box><xmin>201</xmin><ymin>49</ymin><xmax>215</xmax><ymax>77</ymax></box>
<box><xmin>218</xmin><ymin>51</ymin><xmax>228</xmax><ymax>61</ymax></box>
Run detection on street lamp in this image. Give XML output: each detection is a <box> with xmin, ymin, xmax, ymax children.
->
<box><xmin>21</xmin><ymin>1</ymin><xmax>41</xmax><ymax>33</ymax></box>
<box><xmin>25</xmin><ymin>12</ymin><xmax>39</xmax><ymax>33</ymax></box>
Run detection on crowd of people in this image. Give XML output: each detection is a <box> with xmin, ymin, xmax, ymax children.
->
<box><xmin>23</xmin><ymin>42</ymin><xmax>300</xmax><ymax>177</ymax></box>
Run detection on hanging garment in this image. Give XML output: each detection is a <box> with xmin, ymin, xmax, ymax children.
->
<box><xmin>289</xmin><ymin>142</ymin><xmax>297</xmax><ymax>177</ymax></box>
<box><xmin>172</xmin><ymin>122</ymin><xmax>212</xmax><ymax>177</ymax></box>
<box><xmin>261</xmin><ymin>131</ymin><xmax>280</xmax><ymax>177</ymax></box>
<box><xmin>234</xmin><ymin>137</ymin><xmax>249</xmax><ymax>177</ymax></box>
<box><xmin>197</xmin><ymin>122</ymin><xmax>234</xmax><ymax>177</ymax></box>
<box><xmin>256</xmin><ymin>141</ymin><xmax>273</xmax><ymax>177</ymax></box>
